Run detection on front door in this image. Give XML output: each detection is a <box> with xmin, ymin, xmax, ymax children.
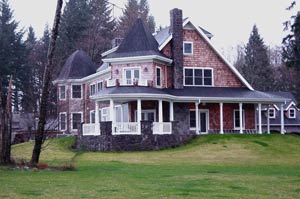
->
<box><xmin>199</xmin><ymin>110</ymin><xmax>209</xmax><ymax>133</ymax></box>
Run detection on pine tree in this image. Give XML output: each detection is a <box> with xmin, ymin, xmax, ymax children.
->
<box><xmin>56</xmin><ymin>0</ymin><xmax>91</xmax><ymax>64</ymax></box>
<box><xmin>116</xmin><ymin>0</ymin><xmax>155</xmax><ymax>37</ymax></box>
<box><xmin>282</xmin><ymin>12</ymin><xmax>300</xmax><ymax>70</ymax></box>
<box><xmin>0</xmin><ymin>0</ymin><xmax>26</xmax><ymax>112</ymax></box>
<box><xmin>84</xmin><ymin>0</ymin><xmax>116</xmax><ymax>63</ymax></box>
<box><xmin>238</xmin><ymin>25</ymin><xmax>274</xmax><ymax>91</ymax></box>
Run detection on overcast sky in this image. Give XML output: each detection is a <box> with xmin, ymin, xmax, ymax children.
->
<box><xmin>9</xmin><ymin>0</ymin><xmax>299</xmax><ymax>60</ymax></box>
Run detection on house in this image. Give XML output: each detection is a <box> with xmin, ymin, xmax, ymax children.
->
<box><xmin>258</xmin><ymin>92</ymin><xmax>300</xmax><ymax>133</ymax></box>
<box><xmin>53</xmin><ymin>9</ymin><xmax>290</xmax><ymax>151</ymax></box>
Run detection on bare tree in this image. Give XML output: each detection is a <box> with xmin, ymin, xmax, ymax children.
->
<box><xmin>30</xmin><ymin>0</ymin><xmax>63</xmax><ymax>165</ymax></box>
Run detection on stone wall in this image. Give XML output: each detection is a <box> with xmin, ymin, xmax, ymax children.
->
<box><xmin>76</xmin><ymin>121</ymin><xmax>196</xmax><ymax>151</ymax></box>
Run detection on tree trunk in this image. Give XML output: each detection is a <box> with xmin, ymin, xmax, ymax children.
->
<box><xmin>30</xmin><ymin>0</ymin><xmax>63</xmax><ymax>165</ymax></box>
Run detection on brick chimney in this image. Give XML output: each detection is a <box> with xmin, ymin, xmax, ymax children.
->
<box><xmin>170</xmin><ymin>8</ymin><xmax>183</xmax><ymax>89</ymax></box>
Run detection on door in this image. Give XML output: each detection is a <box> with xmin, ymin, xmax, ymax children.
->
<box><xmin>199</xmin><ymin>110</ymin><xmax>209</xmax><ymax>133</ymax></box>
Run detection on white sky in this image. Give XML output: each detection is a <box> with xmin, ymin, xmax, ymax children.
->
<box><xmin>9</xmin><ymin>0</ymin><xmax>299</xmax><ymax>60</ymax></box>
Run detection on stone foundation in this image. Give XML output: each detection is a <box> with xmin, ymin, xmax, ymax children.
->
<box><xmin>76</xmin><ymin>121</ymin><xmax>196</xmax><ymax>151</ymax></box>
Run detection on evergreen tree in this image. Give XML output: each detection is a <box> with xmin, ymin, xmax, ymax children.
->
<box><xmin>238</xmin><ymin>25</ymin><xmax>274</xmax><ymax>91</ymax></box>
<box><xmin>56</xmin><ymin>0</ymin><xmax>91</xmax><ymax>64</ymax></box>
<box><xmin>84</xmin><ymin>0</ymin><xmax>115</xmax><ymax>63</ymax></box>
<box><xmin>0</xmin><ymin>0</ymin><xmax>26</xmax><ymax>111</ymax></box>
<box><xmin>282</xmin><ymin>12</ymin><xmax>300</xmax><ymax>70</ymax></box>
<box><xmin>116</xmin><ymin>0</ymin><xmax>155</xmax><ymax>37</ymax></box>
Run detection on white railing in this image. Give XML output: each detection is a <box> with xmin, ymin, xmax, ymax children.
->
<box><xmin>153</xmin><ymin>122</ymin><xmax>172</xmax><ymax>134</ymax></box>
<box><xmin>82</xmin><ymin>123</ymin><xmax>100</xmax><ymax>136</ymax></box>
<box><xmin>106</xmin><ymin>79</ymin><xmax>116</xmax><ymax>87</ymax></box>
<box><xmin>113</xmin><ymin>122</ymin><xmax>140</xmax><ymax>135</ymax></box>
<box><xmin>138</xmin><ymin>79</ymin><xmax>148</xmax><ymax>86</ymax></box>
<box><xmin>119</xmin><ymin>78</ymin><xmax>149</xmax><ymax>86</ymax></box>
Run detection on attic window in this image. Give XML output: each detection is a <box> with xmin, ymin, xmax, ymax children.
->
<box><xmin>289</xmin><ymin>108</ymin><xmax>296</xmax><ymax>118</ymax></box>
<box><xmin>269</xmin><ymin>108</ymin><xmax>275</xmax><ymax>119</ymax></box>
<box><xmin>183</xmin><ymin>41</ymin><xmax>193</xmax><ymax>55</ymax></box>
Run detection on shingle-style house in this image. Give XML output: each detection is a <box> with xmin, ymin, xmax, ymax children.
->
<box><xmin>53</xmin><ymin>9</ymin><xmax>295</xmax><ymax>151</ymax></box>
<box><xmin>259</xmin><ymin>92</ymin><xmax>300</xmax><ymax>133</ymax></box>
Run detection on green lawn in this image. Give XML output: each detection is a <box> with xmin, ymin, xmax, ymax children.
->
<box><xmin>1</xmin><ymin>134</ymin><xmax>300</xmax><ymax>198</ymax></box>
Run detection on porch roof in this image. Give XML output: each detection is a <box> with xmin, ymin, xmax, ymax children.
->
<box><xmin>92</xmin><ymin>86</ymin><xmax>286</xmax><ymax>103</ymax></box>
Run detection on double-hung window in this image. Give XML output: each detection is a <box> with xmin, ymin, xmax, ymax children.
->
<box><xmin>289</xmin><ymin>108</ymin><xmax>296</xmax><ymax>118</ymax></box>
<box><xmin>90</xmin><ymin>84</ymin><xmax>96</xmax><ymax>96</ymax></box>
<box><xmin>59</xmin><ymin>113</ymin><xmax>66</xmax><ymax>131</ymax></box>
<box><xmin>97</xmin><ymin>81</ymin><xmax>103</xmax><ymax>92</ymax></box>
<box><xmin>124</xmin><ymin>68</ymin><xmax>140</xmax><ymax>85</ymax></box>
<box><xmin>184</xmin><ymin>68</ymin><xmax>213</xmax><ymax>86</ymax></box>
<box><xmin>234</xmin><ymin>110</ymin><xmax>245</xmax><ymax>130</ymax></box>
<box><xmin>183</xmin><ymin>41</ymin><xmax>193</xmax><ymax>55</ymax></box>
<box><xmin>156</xmin><ymin>67</ymin><xmax>162</xmax><ymax>87</ymax></box>
<box><xmin>72</xmin><ymin>85</ymin><xmax>82</xmax><ymax>99</ymax></box>
<box><xmin>71</xmin><ymin>113</ymin><xmax>82</xmax><ymax>130</ymax></box>
<box><xmin>59</xmin><ymin>85</ymin><xmax>66</xmax><ymax>100</ymax></box>
<box><xmin>90</xmin><ymin>111</ymin><xmax>95</xmax><ymax>123</ymax></box>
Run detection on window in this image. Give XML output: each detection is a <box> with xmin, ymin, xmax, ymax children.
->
<box><xmin>59</xmin><ymin>113</ymin><xmax>66</xmax><ymax>131</ymax></box>
<box><xmin>269</xmin><ymin>108</ymin><xmax>275</xmax><ymax>119</ymax></box>
<box><xmin>234</xmin><ymin>110</ymin><xmax>245</xmax><ymax>129</ymax></box>
<box><xmin>183</xmin><ymin>41</ymin><xmax>193</xmax><ymax>55</ymax></box>
<box><xmin>289</xmin><ymin>108</ymin><xmax>296</xmax><ymax>118</ymax></box>
<box><xmin>90</xmin><ymin>111</ymin><xmax>95</xmax><ymax>123</ymax></box>
<box><xmin>184</xmin><ymin>68</ymin><xmax>213</xmax><ymax>86</ymax></box>
<box><xmin>59</xmin><ymin>86</ymin><xmax>66</xmax><ymax>100</ymax></box>
<box><xmin>156</xmin><ymin>67</ymin><xmax>162</xmax><ymax>87</ymax></box>
<box><xmin>71</xmin><ymin>85</ymin><xmax>82</xmax><ymax>99</ymax></box>
<box><xmin>90</xmin><ymin>84</ymin><xmax>96</xmax><ymax>96</ymax></box>
<box><xmin>134</xmin><ymin>110</ymin><xmax>156</xmax><ymax>122</ymax></box>
<box><xmin>124</xmin><ymin>68</ymin><xmax>140</xmax><ymax>85</ymax></box>
<box><xmin>71</xmin><ymin>113</ymin><xmax>82</xmax><ymax>130</ymax></box>
<box><xmin>97</xmin><ymin>81</ymin><xmax>103</xmax><ymax>92</ymax></box>
<box><xmin>189</xmin><ymin>110</ymin><xmax>196</xmax><ymax>128</ymax></box>
<box><xmin>101</xmin><ymin>108</ymin><xmax>110</xmax><ymax>121</ymax></box>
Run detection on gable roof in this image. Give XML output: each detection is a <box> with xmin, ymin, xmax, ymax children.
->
<box><xmin>265</xmin><ymin>91</ymin><xmax>299</xmax><ymax>110</ymax></box>
<box><xmin>106</xmin><ymin>18</ymin><xmax>168</xmax><ymax>59</ymax></box>
<box><xmin>57</xmin><ymin>50</ymin><xmax>97</xmax><ymax>80</ymax></box>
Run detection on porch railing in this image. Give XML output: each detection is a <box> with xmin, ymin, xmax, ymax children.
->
<box><xmin>113</xmin><ymin>122</ymin><xmax>140</xmax><ymax>134</ymax></box>
<box><xmin>82</xmin><ymin>123</ymin><xmax>100</xmax><ymax>136</ymax></box>
<box><xmin>106</xmin><ymin>78</ymin><xmax>149</xmax><ymax>87</ymax></box>
<box><xmin>153</xmin><ymin>122</ymin><xmax>172</xmax><ymax>134</ymax></box>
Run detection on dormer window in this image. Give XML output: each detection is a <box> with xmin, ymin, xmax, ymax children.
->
<box><xmin>183</xmin><ymin>41</ymin><xmax>193</xmax><ymax>55</ymax></box>
<box><xmin>289</xmin><ymin>108</ymin><xmax>296</xmax><ymax>118</ymax></box>
<box><xmin>184</xmin><ymin>67</ymin><xmax>213</xmax><ymax>86</ymax></box>
<box><xmin>269</xmin><ymin>108</ymin><xmax>275</xmax><ymax>119</ymax></box>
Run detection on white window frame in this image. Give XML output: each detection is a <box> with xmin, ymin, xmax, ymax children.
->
<box><xmin>90</xmin><ymin>83</ymin><xmax>96</xmax><ymax>96</ymax></box>
<box><xmin>183</xmin><ymin>41</ymin><xmax>193</xmax><ymax>55</ymax></box>
<box><xmin>134</xmin><ymin>109</ymin><xmax>156</xmax><ymax>122</ymax></box>
<box><xmin>189</xmin><ymin>109</ymin><xmax>210</xmax><ymax>132</ymax></box>
<box><xmin>71</xmin><ymin>84</ymin><xmax>82</xmax><ymax>99</ymax></box>
<box><xmin>233</xmin><ymin>109</ymin><xmax>245</xmax><ymax>130</ymax></box>
<box><xmin>59</xmin><ymin>112</ymin><xmax>67</xmax><ymax>131</ymax></box>
<box><xmin>289</xmin><ymin>108</ymin><xmax>296</xmax><ymax>119</ymax></box>
<box><xmin>97</xmin><ymin>81</ymin><xmax>103</xmax><ymax>92</ymax></box>
<box><xmin>269</xmin><ymin>108</ymin><xmax>276</xmax><ymax>119</ymax></box>
<box><xmin>58</xmin><ymin>85</ymin><xmax>66</xmax><ymax>100</ymax></box>
<box><xmin>123</xmin><ymin>67</ymin><xmax>141</xmax><ymax>85</ymax></box>
<box><xmin>156</xmin><ymin>66</ymin><xmax>162</xmax><ymax>88</ymax></box>
<box><xmin>90</xmin><ymin>110</ymin><xmax>95</xmax><ymax>124</ymax></box>
<box><xmin>101</xmin><ymin>107</ymin><xmax>110</xmax><ymax>121</ymax></box>
<box><xmin>183</xmin><ymin>67</ymin><xmax>214</xmax><ymax>87</ymax></box>
<box><xmin>70</xmin><ymin>112</ymin><xmax>83</xmax><ymax>131</ymax></box>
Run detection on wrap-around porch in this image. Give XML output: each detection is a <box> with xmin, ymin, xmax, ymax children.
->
<box><xmin>82</xmin><ymin>98</ymin><xmax>286</xmax><ymax>136</ymax></box>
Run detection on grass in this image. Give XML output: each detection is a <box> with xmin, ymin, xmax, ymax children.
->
<box><xmin>0</xmin><ymin>134</ymin><xmax>300</xmax><ymax>198</ymax></box>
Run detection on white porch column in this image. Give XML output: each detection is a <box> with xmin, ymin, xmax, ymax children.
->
<box><xmin>239</xmin><ymin>103</ymin><xmax>243</xmax><ymax>134</ymax></box>
<box><xmin>95</xmin><ymin>101</ymin><xmax>99</xmax><ymax>124</ymax></box>
<box><xmin>169</xmin><ymin>101</ymin><xmax>174</xmax><ymax>121</ymax></box>
<box><xmin>137</xmin><ymin>99</ymin><xmax>142</xmax><ymax>134</ymax></box>
<box><xmin>220</xmin><ymin>102</ymin><xmax>224</xmax><ymax>134</ymax></box>
<box><xmin>158</xmin><ymin>99</ymin><xmax>163</xmax><ymax>123</ymax></box>
<box><xmin>110</xmin><ymin>99</ymin><xmax>115</xmax><ymax>133</ymax></box>
<box><xmin>258</xmin><ymin>103</ymin><xmax>262</xmax><ymax>134</ymax></box>
<box><xmin>195</xmin><ymin>102</ymin><xmax>199</xmax><ymax>134</ymax></box>
<box><xmin>280</xmin><ymin>104</ymin><xmax>285</xmax><ymax>134</ymax></box>
<box><xmin>267</xmin><ymin>106</ymin><xmax>270</xmax><ymax>134</ymax></box>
